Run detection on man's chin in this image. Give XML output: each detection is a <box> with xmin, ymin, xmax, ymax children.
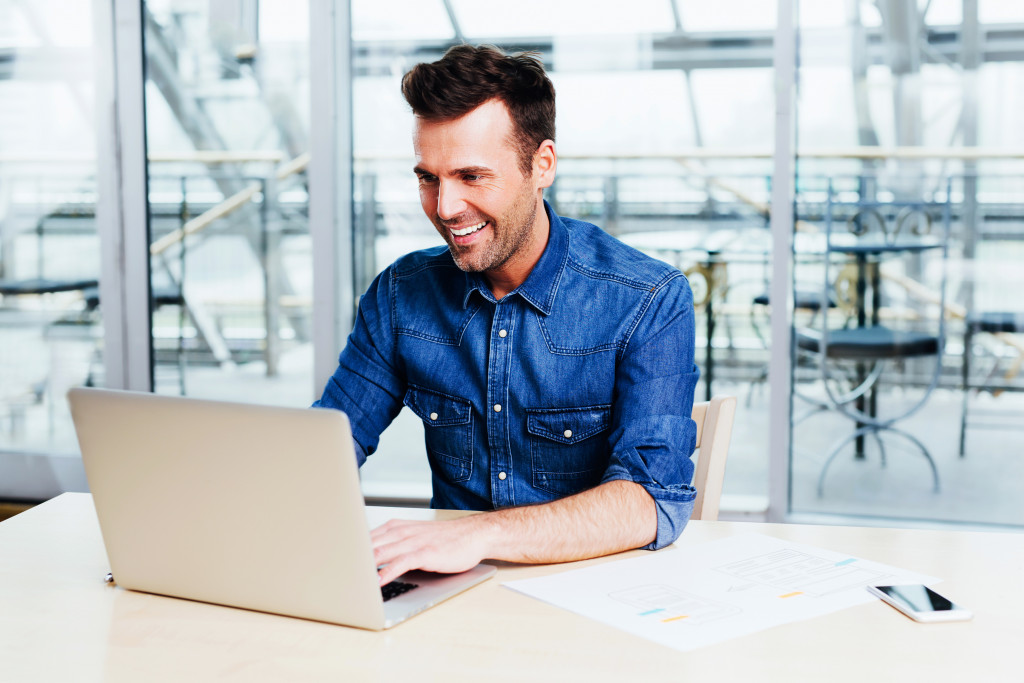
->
<box><xmin>449</xmin><ymin>251</ymin><xmax>486</xmax><ymax>273</ymax></box>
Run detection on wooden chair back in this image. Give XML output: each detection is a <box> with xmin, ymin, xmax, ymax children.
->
<box><xmin>690</xmin><ymin>396</ymin><xmax>737</xmax><ymax>521</ymax></box>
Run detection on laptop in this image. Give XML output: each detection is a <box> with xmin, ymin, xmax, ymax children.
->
<box><xmin>67</xmin><ymin>387</ymin><xmax>495</xmax><ymax>630</ymax></box>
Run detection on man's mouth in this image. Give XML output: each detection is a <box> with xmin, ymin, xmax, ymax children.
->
<box><xmin>449</xmin><ymin>221</ymin><xmax>487</xmax><ymax>237</ymax></box>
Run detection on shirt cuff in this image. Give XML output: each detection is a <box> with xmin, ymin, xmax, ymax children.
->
<box><xmin>601</xmin><ymin>467</ymin><xmax>696</xmax><ymax>550</ymax></box>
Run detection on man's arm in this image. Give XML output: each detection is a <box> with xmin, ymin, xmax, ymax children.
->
<box><xmin>314</xmin><ymin>268</ymin><xmax>406</xmax><ymax>463</ymax></box>
<box><xmin>371</xmin><ymin>479</ymin><xmax>655</xmax><ymax>585</ymax></box>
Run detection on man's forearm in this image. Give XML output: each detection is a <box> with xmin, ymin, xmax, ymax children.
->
<box><xmin>371</xmin><ymin>480</ymin><xmax>658</xmax><ymax>585</ymax></box>
<box><xmin>471</xmin><ymin>479</ymin><xmax>657</xmax><ymax>564</ymax></box>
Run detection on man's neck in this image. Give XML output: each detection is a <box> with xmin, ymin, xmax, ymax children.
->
<box><xmin>485</xmin><ymin>201</ymin><xmax>550</xmax><ymax>300</ymax></box>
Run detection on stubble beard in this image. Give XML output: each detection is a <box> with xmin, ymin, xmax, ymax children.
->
<box><xmin>439</xmin><ymin>184</ymin><xmax>539</xmax><ymax>275</ymax></box>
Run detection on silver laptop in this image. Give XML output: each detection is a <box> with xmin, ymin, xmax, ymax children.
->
<box><xmin>68</xmin><ymin>387</ymin><xmax>495</xmax><ymax>630</ymax></box>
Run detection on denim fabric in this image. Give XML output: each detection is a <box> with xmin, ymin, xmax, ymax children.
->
<box><xmin>314</xmin><ymin>201</ymin><xmax>699</xmax><ymax>549</ymax></box>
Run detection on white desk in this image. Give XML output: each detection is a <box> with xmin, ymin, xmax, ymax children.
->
<box><xmin>2</xmin><ymin>493</ymin><xmax>1021</xmax><ymax>682</ymax></box>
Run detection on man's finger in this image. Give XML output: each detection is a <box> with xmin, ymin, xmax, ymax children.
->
<box><xmin>377</xmin><ymin>554</ymin><xmax>415</xmax><ymax>586</ymax></box>
<box><xmin>370</xmin><ymin>519</ymin><xmax>420</xmax><ymax>544</ymax></box>
<box><xmin>373</xmin><ymin>536</ymin><xmax>414</xmax><ymax>568</ymax></box>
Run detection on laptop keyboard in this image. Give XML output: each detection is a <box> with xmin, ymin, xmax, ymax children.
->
<box><xmin>381</xmin><ymin>580</ymin><xmax>419</xmax><ymax>602</ymax></box>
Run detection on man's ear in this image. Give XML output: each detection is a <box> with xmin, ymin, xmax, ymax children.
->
<box><xmin>533</xmin><ymin>140</ymin><xmax>557</xmax><ymax>190</ymax></box>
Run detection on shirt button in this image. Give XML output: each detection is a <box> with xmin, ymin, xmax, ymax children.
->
<box><xmin>498</xmin><ymin>471</ymin><xmax>507</xmax><ymax>480</ymax></box>
<box><xmin>498</xmin><ymin>329</ymin><xmax>507</xmax><ymax>338</ymax></box>
<box><xmin>564</xmin><ymin>429</ymin><xmax>573</xmax><ymax>438</ymax></box>
<box><xmin>429</xmin><ymin>412</ymin><xmax>438</xmax><ymax>421</ymax></box>
<box><xmin>493</xmin><ymin>404</ymin><xmax>502</xmax><ymax>413</ymax></box>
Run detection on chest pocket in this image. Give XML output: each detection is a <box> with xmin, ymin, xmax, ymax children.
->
<box><xmin>404</xmin><ymin>385</ymin><xmax>473</xmax><ymax>483</ymax></box>
<box><xmin>527</xmin><ymin>405</ymin><xmax>611</xmax><ymax>496</ymax></box>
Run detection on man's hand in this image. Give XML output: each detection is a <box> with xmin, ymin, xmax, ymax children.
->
<box><xmin>370</xmin><ymin>480</ymin><xmax>657</xmax><ymax>585</ymax></box>
<box><xmin>371</xmin><ymin>516</ymin><xmax>494</xmax><ymax>586</ymax></box>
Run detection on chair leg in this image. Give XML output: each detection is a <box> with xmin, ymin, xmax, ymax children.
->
<box><xmin>885</xmin><ymin>425</ymin><xmax>941</xmax><ymax>494</ymax></box>
<box><xmin>745</xmin><ymin>364</ymin><xmax>769</xmax><ymax>408</ymax></box>
<box><xmin>871</xmin><ymin>431</ymin><xmax>887</xmax><ymax>468</ymax></box>
<box><xmin>793</xmin><ymin>397</ymin><xmax>830</xmax><ymax>427</ymax></box>
<box><xmin>959</xmin><ymin>325</ymin><xmax>973</xmax><ymax>457</ymax></box>
<box><xmin>818</xmin><ymin>428</ymin><xmax>868</xmax><ymax>497</ymax></box>
<box><xmin>817</xmin><ymin>425</ymin><xmax>941</xmax><ymax>496</ymax></box>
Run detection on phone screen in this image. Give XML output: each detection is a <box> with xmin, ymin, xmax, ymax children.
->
<box><xmin>874</xmin><ymin>585</ymin><xmax>955</xmax><ymax>612</ymax></box>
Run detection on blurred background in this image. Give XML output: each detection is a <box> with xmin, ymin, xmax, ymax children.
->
<box><xmin>1</xmin><ymin>0</ymin><xmax>1021</xmax><ymax>529</ymax></box>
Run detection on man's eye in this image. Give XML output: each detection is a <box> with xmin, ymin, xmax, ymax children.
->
<box><xmin>417</xmin><ymin>175</ymin><xmax>437</xmax><ymax>184</ymax></box>
<box><xmin>463</xmin><ymin>175</ymin><xmax>481</xmax><ymax>182</ymax></box>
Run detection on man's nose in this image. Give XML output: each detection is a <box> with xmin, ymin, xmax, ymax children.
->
<box><xmin>436</xmin><ymin>180</ymin><xmax>467</xmax><ymax>220</ymax></box>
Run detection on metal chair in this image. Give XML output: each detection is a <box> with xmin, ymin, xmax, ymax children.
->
<box><xmin>81</xmin><ymin>284</ymin><xmax>189</xmax><ymax>395</ymax></box>
<box><xmin>959</xmin><ymin>311</ymin><xmax>1024</xmax><ymax>456</ymax></box>
<box><xmin>795</xmin><ymin>185</ymin><xmax>951</xmax><ymax>496</ymax></box>
<box><xmin>0</xmin><ymin>217</ymin><xmax>99</xmax><ymax>434</ymax></box>
<box><xmin>747</xmin><ymin>288</ymin><xmax>838</xmax><ymax>406</ymax></box>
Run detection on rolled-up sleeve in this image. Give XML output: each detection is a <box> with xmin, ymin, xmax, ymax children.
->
<box><xmin>600</xmin><ymin>274</ymin><xmax>700</xmax><ymax>549</ymax></box>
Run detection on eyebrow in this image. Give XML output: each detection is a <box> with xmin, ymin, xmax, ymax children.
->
<box><xmin>412</xmin><ymin>165</ymin><xmax>493</xmax><ymax>177</ymax></box>
<box><xmin>451</xmin><ymin>166</ymin><xmax>492</xmax><ymax>176</ymax></box>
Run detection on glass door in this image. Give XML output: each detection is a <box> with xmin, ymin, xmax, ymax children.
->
<box><xmin>790</xmin><ymin>0</ymin><xmax>1024</xmax><ymax>526</ymax></box>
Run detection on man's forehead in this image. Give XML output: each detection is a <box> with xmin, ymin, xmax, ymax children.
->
<box><xmin>414</xmin><ymin>98</ymin><xmax>513</xmax><ymax>132</ymax></box>
<box><xmin>412</xmin><ymin>99</ymin><xmax>518</xmax><ymax>164</ymax></box>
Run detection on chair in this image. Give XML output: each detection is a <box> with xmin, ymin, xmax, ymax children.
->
<box><xmin>0</xmin><ymin>217</ymin><xmax>99</xmax><ymax>301</ymax></box>
<box><xmin>690</xmin><ymin>395</ymin><xmax>737</xmax><ymax>521</ymax></box>
<box><xmin>747</xmin><ymin>289</ymin><xmax>839</xmax><ymax>405</ymax></box>
<box><xmin>0</xmin><ymin>218</ymin><xmax>99</xmax><ymax>433</ymax></box>
<box><xmin>795</xmin><ymin>187</ymin><xmax>951</xmax><ymax>495</ymax></box>
<box><xmin>82</xmin><ymin>284</ymin><xmax>190</xmax><ymax>394</ymax></box>
<box><xmin>959</xmin><ymin>311</ymin><xmax>1024</xmax><ymax>456</ymax></box>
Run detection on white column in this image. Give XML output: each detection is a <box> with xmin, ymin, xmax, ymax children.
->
<box><xmin>309</xmin><ymin>0</ymin><xmax>355</xmax><ymax>398</ymax></box>
<box><xmin>94</xmin><ymin>0</ymin><xmax>153</xmax><ymax>391</ymax></box>
<box><xmin>767</xmin><ymin>0</ymin><xmax>797</xmax><ymax>522</ymax></box>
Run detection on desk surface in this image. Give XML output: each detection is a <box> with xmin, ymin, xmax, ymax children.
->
<box><xmin>2</xmin><ymin>493</ymin><xmax>1021</xmax><ymax>682</ymax></box>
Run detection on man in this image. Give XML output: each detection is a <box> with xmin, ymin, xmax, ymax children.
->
<box><xmin>315</xmin><ymin>45</ymin><xmax>699</xmax><ymax>585</ymax></box>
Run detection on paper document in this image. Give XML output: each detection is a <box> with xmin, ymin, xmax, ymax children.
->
<box><xmin>504</xmin><ymin>533</ymin><xmax>939</xmax><ymax>653</ymax></box>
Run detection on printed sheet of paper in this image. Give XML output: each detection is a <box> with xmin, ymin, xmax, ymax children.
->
<box><xmin>504</xmin><ymin>533</ymin><xmax>939</xmax><ymax>653</ymax></box>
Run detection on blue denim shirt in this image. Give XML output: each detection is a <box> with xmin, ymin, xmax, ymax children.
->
<box><xmin>314</xmin><ymin>201</ymin><xmax>699</xmax><ymax>549</ymax></box>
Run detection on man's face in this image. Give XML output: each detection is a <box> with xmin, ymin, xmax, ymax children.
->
<box><xmin>413</xmin><ymin>99</ymin><xmax>547</xmax><ymax>279</ymax></box>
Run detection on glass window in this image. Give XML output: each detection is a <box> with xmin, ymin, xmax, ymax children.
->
<box><xmin>5</xmin><ymin>0</ymin><xmax>1018</xmax><ymax>531</ymax></box>
<box><xmin>142</xmin><ymin>0</ymin><xmax>314</xmax><ymax>406</ymax></box>
<box><xmin>0</xmin><ymin>0</ymin><xmax>100</xmax><ymax>489</ymax></box>
<box><xmin>352</xmin><ymin>0</ymin><xmax>453</xmax><ymax>42</ymax></box>
<box><xmin>451</xmin><ymin>0</ymin><xmax>675</xmax><ymax>36</ymax></box>
<box><xmin>678</xmin><ymin>1</ymin><xmax>777</xmax><ymax>32</ymax></box>
<box><xmin>791</xmin><ymin>0</ymin><xmax>1024</xmax><ymax>527</ymax></box>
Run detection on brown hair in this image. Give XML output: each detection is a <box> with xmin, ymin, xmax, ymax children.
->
<box><xmin>401</xmin><ymin>44</ymin><xmax>556</xmax><ymax>175</ymax></box>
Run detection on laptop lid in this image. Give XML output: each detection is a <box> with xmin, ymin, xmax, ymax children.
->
<box><xmin>68</xmin><ymin>388</ymin><xmax>493</xmax><ymax>630</ymax></box>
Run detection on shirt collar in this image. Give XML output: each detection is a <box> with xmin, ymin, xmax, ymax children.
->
<box><xmin>460</xmin><ymin>200</ymin><xmax>567</xmax><ymax>315</ymax></box>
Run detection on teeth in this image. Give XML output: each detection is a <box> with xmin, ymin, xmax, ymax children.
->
<box><xmin>450</xmin><ymin>221</ymin><xmax>486</xmax><ymax>237</ymax></box>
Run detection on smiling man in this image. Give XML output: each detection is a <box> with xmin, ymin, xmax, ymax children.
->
<box><xmin>315</xmin><ymin>45</ymin><xmax>700</xmax><ymax>585</ymax></box>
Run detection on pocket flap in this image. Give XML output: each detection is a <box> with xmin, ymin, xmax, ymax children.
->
<box><xmin>404</xmin><ymin>385</ymin><xmax>471</xmax><ymax>426</ymax></box>
<box><xmin>526</xmin><ymin>405</ymin><xmax>611</xmax><ymax>444</ymax></box>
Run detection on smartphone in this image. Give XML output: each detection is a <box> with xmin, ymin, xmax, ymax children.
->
<box><xmin>866</xmin><ymin>584</ymin><xmax>972</xmax><ymax>623</ymax></box>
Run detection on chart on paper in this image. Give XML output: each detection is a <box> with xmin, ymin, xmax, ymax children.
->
<box><xmin>505</xmin><ymin>533</ymin><xmax>939</xmax><ymax>653</ymax></box>
<box><xmin>609</xmin><ymin>584</ymin><xmax>741</xmax><ymax>624</ymax></box>
<box><xmin>715</xmin><ymin>547</ymin><xmax>891</xmax><ymax>596</ymax></box>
